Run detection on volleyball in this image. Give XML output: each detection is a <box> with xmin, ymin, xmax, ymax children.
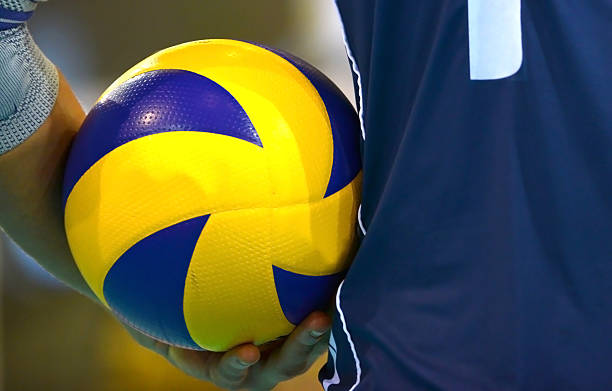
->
<box><xmin>62</xmin><ymin>40</ymin><xmax>361</xmax><ymax>352</ymax></box>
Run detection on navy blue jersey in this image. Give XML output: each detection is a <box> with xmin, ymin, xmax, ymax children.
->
<box><xmin>320</xmin><ymin>1</ymin><xmax>612</xmax><ymax>390</ymax></box>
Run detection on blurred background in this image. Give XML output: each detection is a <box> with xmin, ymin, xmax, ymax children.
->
<box><xmin>1</xmin><ymin>1</ymin><xmax>355</xmax><ymax>390</ymax></box>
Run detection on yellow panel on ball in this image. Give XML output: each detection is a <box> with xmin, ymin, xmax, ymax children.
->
<box><xmin>65</xmin><ymin>131</ymin><xmax>271</xmax><ymax>305</ymax></box>
<box><xmin>183</xmin><ymin>174</ymin><xmax>361</xmax><ymax>351</ymax></box>
<box><xmin>99</xmin><ymin>40</ymin><xmax>334</xmax><ymax>204</ymax></box>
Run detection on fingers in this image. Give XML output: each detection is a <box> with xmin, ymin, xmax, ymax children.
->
<box><xmin>126</xmin><ymin>321</ymin><xmax>261</xmax><ymax>390</ymax></box>
<box><xmin>305</xmin><ymin>333</ymin><xmax>332</xmax><ymax>368</ymax></box>
<box><xmin>210</xmin><ymin>344</ymin><xmax>260</xmax><ymax>389</ymax></box>
<box><xmin>165</xmin><ymin>344</ymin><xmax>260</xmax><ymax>390</ymax></box>
<box><xmin>165</xmin><ymin>346</ymin><xmax>219</xmax><ymax>381</ymax></box>
<box><xmin>126</xmin><ymin>314</ymin><xmax>330</xmax><ymax>390</ymax></box>
<box><xmin>278</xmin><ymin>311</ymin><xmax>331</xmax><ymax>363</ymax></box>
<box><xmin>265</xmin><ymin>311</ymin><xmax>332</xmax><ymax>380</ymax></box>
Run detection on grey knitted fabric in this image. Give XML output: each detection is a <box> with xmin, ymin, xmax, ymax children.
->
<box><xmin>0</xmin><ymin>0</ymin><xmax>42</xmax><ymax>13</ymax></box>
<box><xmin>0</xmin><ymin>25</ymin><xmax>58</xmax><ymax>155</ymax></box>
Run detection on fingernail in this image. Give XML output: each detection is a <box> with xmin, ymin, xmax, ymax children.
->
<box><xmin>237</xmin><ymin>358</ymin><xmax>255</xmax><ymax>368</ymax></box>
<box><xmin>310</xmin><ymin>329</ymin><xmax>328</xmax><ymax>338</ymax></box>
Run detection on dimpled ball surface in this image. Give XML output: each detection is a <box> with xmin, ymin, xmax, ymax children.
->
<box><xmin>63</xmin><ymin>40</ymin><xmax>362</xmax><ymax>351</ymax></box>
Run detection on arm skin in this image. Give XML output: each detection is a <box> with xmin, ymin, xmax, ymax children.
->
<box><xmin>0</xmin><ymin>70</ymin><xmax>331</xmax><ymax>390</ymax></box>
<box><xmin>0</xmin><ymin>70</ymin><xmax>95</xmax><ymax>300</ymax></box>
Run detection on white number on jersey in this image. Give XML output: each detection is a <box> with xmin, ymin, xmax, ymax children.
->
<box><xmin>468</xmin><ymin>0</ymin><xmax>523</xmax><ymax>80</ymax></box>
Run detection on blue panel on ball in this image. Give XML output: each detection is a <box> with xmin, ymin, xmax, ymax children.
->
<box><xmin>103</xmin><ymin>215</ymin><xmax>209</xmax><ymax>350</ymax></box>
<box><xmin>252</xmin><ymin>43</ymin><xmax>361</xmax><ymax>197</ymax></box>
<box><xmin>63</xmin><ymin>69</ymin><xmax>261</xmax><ymax>207</ymax></box>
<box><xmin>272</xmin><ymin>265</ymin><xmax>345</xmax><ymax>325</ymax></box>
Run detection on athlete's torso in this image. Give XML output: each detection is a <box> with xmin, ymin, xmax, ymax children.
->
<box><xmin>321</xmin><ymin>1</ymin><xmax>612</xmax><ymax>390</ymax></box>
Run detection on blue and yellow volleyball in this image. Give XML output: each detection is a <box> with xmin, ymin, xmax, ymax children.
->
<box><xmin>62</xmin><ymin>40</ymin><xmax>361</xmax><ymax>351</ymax></box>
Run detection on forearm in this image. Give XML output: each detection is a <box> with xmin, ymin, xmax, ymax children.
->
<box><xmin>0</xmin><ymin>1</ymin><xmax>97</xmax><ymax>299</ymax></box>
<box><xmin>0</xmin><ymin>71</ymin><xmax>95</xmax><ymax>300</ymax></box>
